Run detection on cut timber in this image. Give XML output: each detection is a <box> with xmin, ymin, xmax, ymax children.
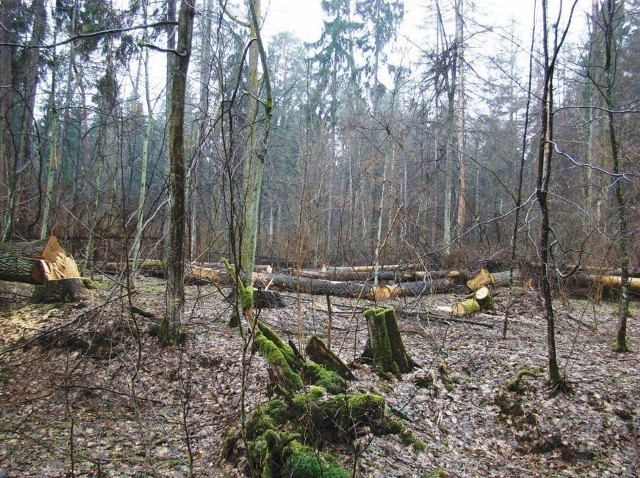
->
<box><xmin>587</xmin><ymin>274</ymin><xmax>640</xmax><ymax>294</ymax></box>
<box><xmin>452</xmin><ymin>286</ymin><xmax>494</xmax><ymax>316</ymax></box>
<box><xmin>101</xmin><ymin>261</ymin><xmax>272</xmax><ymax>278</ymax></box>
<box><xmin>0</xmin><ymin>236</ymin><xmax>85</xmax><ymax>302</ymax></box>
<box><xmin>252</xmin><ymin>274</ymin><xmax>466</xmax><ymax>300</ymax></box>
<box><xmin>253</xmin><ymin>273</ymin><xmax>373</xmax><ymax>299</ymax></box>
<box><xmin>305</xmin><ymin>335</ymin><xmax>354</xmax><ymax>380</ymax></box>
<box><xmin>0</xmin><ymin>236</ymin><xmax>81</xmax><ymax>284</ymax></box>
<box><xmin>294</xmin><ymin>267</ymin><xmax>465</xmax><ymax>283</ymax></box>
<box><xmin>363</xmin><ymin>307</ymin><xmax>417</xmax><ymax>376</ymax></box>
<box><xmin>474</xmin><ymin>286</ymin><xmax>494</xmax><ymax>309</ymax></box>
<box><xmin>466</xmin><ymin>268</ymin><xmax>493</xmax><ymax>291</ymax></box>
<box><xmin>451</xmin><ymin>299</ymin><xmax>480</xmax><ymax>317</ymax></box>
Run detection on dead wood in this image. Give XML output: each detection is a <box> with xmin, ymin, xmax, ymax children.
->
<box><xmin>363</xmin><ymin>307</ymin><xmax>417</xmax><ymax>376</ymax></box>
<box><xmin>305</xmin><ymin>335</ymin><xmax>354</xmax><ymax>380</ymax></box>
<box><xmin>0</xmin><ymin>236</ymin><xmax>81</xmax><ymax>285</ymax></box>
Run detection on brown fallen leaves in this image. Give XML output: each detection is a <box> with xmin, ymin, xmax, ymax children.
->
<box><xmin>0</xmin><ymin>277</ymin><xmax>638</xmax><ymax>477</ymax></box>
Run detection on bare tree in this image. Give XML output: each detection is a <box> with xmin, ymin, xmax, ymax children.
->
<box><xmin>536</xmin><ymin>0</ymin><xmax>579</xmax><ymax>392</ymax></box>
<box><xmin>159</xmin><ymin>0</ymin><xmax>195</xmax><ymax>344</ymax></box>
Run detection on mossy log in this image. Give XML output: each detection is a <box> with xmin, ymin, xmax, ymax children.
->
<box><xmin>362</xmin><ymin>307</ymin><xmax>417</xmax><ymax>376</ymax></box>
<box><xmin>305</xmin><ymin>335</ymin><xmax>354</xmax><ymax>380</ymax></box>
<box><xmin>240</xmin><ymin>391</ymin><xmax>390</xmax><ymax>477</ymax></box>
<box><xmin>254</xmin><ymin>321</ymin><xmax>303</xmax><ymax>391</ymax></box>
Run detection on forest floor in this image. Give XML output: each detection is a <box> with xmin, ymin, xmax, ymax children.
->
<box><xmin>0</xmin><ymin>274</ymin><xmax>638</xmax><ymax>477</ymax></box>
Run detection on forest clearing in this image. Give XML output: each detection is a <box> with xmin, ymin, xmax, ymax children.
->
<box><xmin>0</xmin><ymin>266</ymin><xmax>638</xmax><ymax>477</ymax></box>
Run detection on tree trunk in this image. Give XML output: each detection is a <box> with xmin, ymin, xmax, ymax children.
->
<box><xmin>536</xmin><ymin>0</ymin><xmax>573</xmax><ymax>392</ymax></box>
<box><xmin>160</xmin><ymin>0</ymin><xmax>195</xmax><ymax>344</ymax></box>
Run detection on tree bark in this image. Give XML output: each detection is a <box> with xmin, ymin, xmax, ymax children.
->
<box><xmin>160</xmin><ymin>0</ymin><xmax>195</xmax><ymax>344</ymax></box>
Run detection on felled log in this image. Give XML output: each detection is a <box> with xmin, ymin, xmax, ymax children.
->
<box><xmin>102</xmin><ymin>261</ymin><xmax>272</xmax><ymax>278</ymax></box>
<box><xmin>253</xmin><ymin>273</ymin><xmax>373</xmax><ymax>299</ymax></box>
<box><xmin>305</xmin><ymin>336</ymin><xmax>354</xmax><ymax>380</ymax></box>
<box><xmin>362</xmin><ymin>307</ymin><xmax>417</xmax><ymax>376</ymax></box>
<box><xmin>294</xmin><ymin>267</ymin><xmax>466</xmax><ymax>283</ymax></box>
<box><xmin>451</xmin><ymin>299</ymin><xmax>480</xmax><ymax>317</ymax></box>
<box><xmin>0</xmin><ymin>236</ymin><xmax>80</xmax><ymax>284</ymax></box>
<box><xmin>466</xmin><ymin>268</ymin><xmax>493</xmax><ymax>291</ymax></box>
<box><xmin>0</xmin><ymin>236</ymin><xmax>86</xmax><ymax>302</ymax></box>
<box><xmin>587</xmin><ymin>274</ymin><xmax>640</xmax><ymax>293</ymax></box>
<box><xmin>452</xmin><ymin>285</ymin><xmax>495</xmax><ymax>317</ymax></box>
<box><xmin>475</xmin><ymin>286</ymin><xmax>495</xmax><ymax>309</ymax></box>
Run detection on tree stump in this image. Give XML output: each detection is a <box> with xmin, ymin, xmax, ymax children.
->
<box><xmin>305</xmin><ymin>335</ymin><xmax>354</xmax><ymax>380</ymax></box>
<box><xmin>362</xmin><ymin>307</ymin><xmax>417</xmax><ymax>377</ymax></box>
<box><xmin>42</xmin><ymin>278</ymin><xmax>89</xmax><ymax>303</ymax></box>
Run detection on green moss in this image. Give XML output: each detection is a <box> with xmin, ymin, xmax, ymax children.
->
<box><xmin>283</xmin><ymin>441</ymin><xmax>350</xmax><ymax>478</ymax></box>
<box><xmin>31</xmin><ymin>285</ymin><xmax>45</xmax><ymax>303</ymax></box>
<box><xmin>256</xmin><ymin>321</ymin><xmax>302</xmax><ymax>369</ymax></box>
<box><xmin>81</xmin><ymin>278</ymin><xmax>98</xmax><ymax>289</ymax></box>
<box><xmin>422</xmin><ymin>469</ymin><xmax>448</xmax><ymax>478</ymax></box>
<box><xmin>156</xmin><ymin>317</ymin><xmax>186</xmax><ymax>345</ymax></box>
<box><xmin>438</xmin><ymin>362</ymin><xmax>457</xmax><ymax>392</ymax></box>
<box><xmin>302</xmin><ymin>362</ymin><xmax>345</xmax><ymax>394</ymax></box>
<box><xmin>290</xmin><ymin>392</ymin><xmax>386</xmax><ymax>442</ymax></box>
<box><xmin>400</xmin><ymin>429</ymin><xmax>426</xmax><ymax>453</ymax></box>
<box><xmin>306</xmin><ymin>385</ymin><xmax>325</xmax><ymax>400</ymax></box>
<box><xmin>238</xmin><ymin>282</ymin><xmax>254</xmax><ymax>312</ymax></box>
<box><xmin>364</xmin><ymin>308</ymin><xmax>399</xmax><ymax>377</ymax></box>
<box><xmin>506</xmin><ymin>369</ymin><xmax>541</xmax><ymax>394</ymax></box>
<box><xmin>254</xmin><ymin>331</ymin><xmax>303</xmax><ymax>391</ymax></box>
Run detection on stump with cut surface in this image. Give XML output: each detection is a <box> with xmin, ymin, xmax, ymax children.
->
<box><xmin>0</xmin><ymin>236</ymin><xmax>86</xmax><ymax>302</ymax></box>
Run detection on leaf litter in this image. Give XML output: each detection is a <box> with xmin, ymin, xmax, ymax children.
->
<box><xmin>0</xmin><ymin>276</ymin><xmax>638</xmax><ymax>477</ymax></box>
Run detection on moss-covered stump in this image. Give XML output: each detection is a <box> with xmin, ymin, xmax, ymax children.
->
<box><xmin>233</xmin><ymin>388</ymin><xmax>402</xmax><ymax>477</ymax></box>
<box><xmin>254</xmin><ymin>321</ymin><xmax>304</xmax><ymax>392</ymax></box>
<box><xmin>363</xmin><ymin>307</ymin><xmax>417</xmax><ymax>377</ymax></box>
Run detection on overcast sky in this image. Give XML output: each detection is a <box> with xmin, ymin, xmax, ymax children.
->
<box><xmin>260</xmin><ymin>0</ymin><xmax>593</xmax><ymax>46</ymax></box>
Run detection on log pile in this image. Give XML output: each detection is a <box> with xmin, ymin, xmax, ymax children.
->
<box><xmin>99</xmin><ymin>257</ymin><xmax>637</xmax><ymax>304</ymax></box>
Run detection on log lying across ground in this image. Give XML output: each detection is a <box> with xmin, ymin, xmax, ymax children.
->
<box><xmin>0</xmin><ymin>236</ymin><xmax>80</xmax><ymax>284</ymax></box>
<box><xmin>0</xmin><ymin>236</ymin><xmax>87</xmax><ymax>302</ymax></box>
<box><xmin>292</xmin><ymin>265</ymin><xmax>462</xmax><ymax>282</ymax></box>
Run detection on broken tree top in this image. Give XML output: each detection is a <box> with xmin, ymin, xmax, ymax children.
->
<box><xmin>0</xmin><ymin>236</ymin><xmax>81</xmax><ymax>284</ymax></box>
